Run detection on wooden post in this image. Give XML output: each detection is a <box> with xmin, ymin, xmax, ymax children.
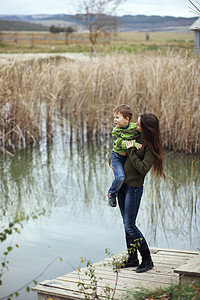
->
<box><xmin>103</xmin><ymin>33</ymin><xmax>105</xmax><ymax>45</ymax></box>
<box><xmin>14</xmin><ymin>32</ymin><xmax>18</xmax><ymax>43</ymax></box>
<box><xmin>65</xmin><ymin>32</ymin><xmax>69</xmax><ymax>45</ymax></box>
<box><xmin>31</xmin><ymin>33</ymin><xmax>35</xmax><ymax>46</ymax></box>
<box><xmin>0</xmin><ymin>32</ymin><xmax>3</xmax><ymax>42</ymax></box>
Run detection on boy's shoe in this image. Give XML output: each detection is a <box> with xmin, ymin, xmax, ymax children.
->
<box><xmin>108</xmin><ymin>193</ymin><xmax>117</xmax><ymax>207</ymax></box>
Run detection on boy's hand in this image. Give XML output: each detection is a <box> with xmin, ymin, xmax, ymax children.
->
<box><xmin>135</xmin><ymin>142</ymin><xmax>142</xmax><ymax>150</ymax></box>
<box><xmin>126</xmin><ymin>141</ymin><xmax>134</xmax><ymax>149</ymax></box>
<box><xmin>126</xmin><ymin>141</ymin><xmax>142</xmax><ymax>150</ymax></box>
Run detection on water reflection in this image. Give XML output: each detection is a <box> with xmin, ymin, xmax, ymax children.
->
<box><xmin>0</xmin><ymin>138</ymin><xmax>199</xmax><ymax>300</ymax></box>
<box><xmin>141</xmin><ymin>152</ymin><xmax>200</xmax><ymax>250</ymax></box>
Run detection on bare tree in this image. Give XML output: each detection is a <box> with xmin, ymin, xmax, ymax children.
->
<box><xmin>76</xmin><ymin>0</ymin><xmax>125</xmax><ymax>55</ymax></box>
<box><xmin>189</xmin><ymin>0</ymin><xmax>200</xmax><ymax>15</ymax></box>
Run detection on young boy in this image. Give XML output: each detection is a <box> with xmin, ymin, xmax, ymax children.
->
<box><xmin>108</xmin><ymin>104</ymin><xmax>142</xmax><ymax>207</ymax></box>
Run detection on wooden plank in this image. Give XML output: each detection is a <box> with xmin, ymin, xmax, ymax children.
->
<box><xmin>95</xmin><ymin>250</ymin><xmax>192</xmax><ymax>262</ymax></box>
<box><xmin>155</xmin><ymin>250</ymin><xmax>200</xmax><ymax>258</ymax></box>
<box><xmin>61</xmin><ymin>261</ymin><xmax>178</xmax><ymax>278</ymax></box>
<box><xmin>153</xmin><ymin>248</ymin><xmax>200</xmax><ymax>255</ymax></box>
<box><xmin>58</xmin><ymin>272</ymin><xmax>177</xmax><ymax>286</ymax></box>
<box><xmin>174</xmin><ymin>255</ymin><xmax>200</xmax><ymax>276</ymax></box>
<box><xmin>66</xmin><ymin>271</ymin><xmax>178</xmax><ymax>284</ymax></box>
<box><xmin>57</xmin><ymin>273</ymin><xmax>178</xmax><ymax>287</ymax></box>
<box><xmin>150</xmin><ymin>256</ymin><xmax>190</xmax><ymax>264</ymax></box>
<box><xmin>59</xmin><ymin>267</ymin><xmax>178</xmax><ymax>281</ymax></box>
<box><xmin>33</xmin><ymin>284</ymin><xmax>85</xmax><ymax>300</ymax></box>
<box><xmin>90</xmin><ymin>256</ymin><xmax>188</xmax><ymax>269</ymax></box>
<box><xmin>66</xmin><ymin>260</ymin><xmax>180</xmax><ymax>276</ymax></box>
<box><xmin>34</xmin><ymin>280</ymin><xmax>118</xmax><ymax>299</ymax></box>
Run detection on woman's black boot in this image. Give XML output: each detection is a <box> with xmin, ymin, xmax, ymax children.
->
<box><xmin>121</xmin><ymin>235</ymin><xmax>139</xmax><ymax>268</ymax></box>
<box><xmin>136</xmin><ymin>240</ymin><xmax>154</xmax><ymax>273</ymax></box>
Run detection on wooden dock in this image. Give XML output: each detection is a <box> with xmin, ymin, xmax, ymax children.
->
<box><xmin>32</xmin><ymin>248</ymin><xmax>200</xmax><ymax>300</ymax></box>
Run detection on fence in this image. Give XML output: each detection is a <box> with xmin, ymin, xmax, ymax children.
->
<box><xmin>0</xmin><ymin>31</ymin><xmax>111</xmax><ymax>45</ymax></box>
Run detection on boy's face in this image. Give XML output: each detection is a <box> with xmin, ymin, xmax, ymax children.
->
<box><xmin>113</xmin><ymin>111</ymin><xmax>129</xmax><ymax>128</ymax></box>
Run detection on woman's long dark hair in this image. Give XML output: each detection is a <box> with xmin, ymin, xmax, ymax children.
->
<box><xmin>140</xmin><ymin>113</ymin><xmax>166</xmax><ymax>180</ymax></box>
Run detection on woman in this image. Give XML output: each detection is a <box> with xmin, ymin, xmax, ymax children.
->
<box><xmin>117</xmin><ymin>113</ymin><xmax>165</xmax><ymax>273</ymax></box>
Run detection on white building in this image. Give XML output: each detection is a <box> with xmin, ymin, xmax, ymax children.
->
<box><xmin>190</xmin><ymin>17</ymin><xmax>200</xmax><ymax>54</ymax></box>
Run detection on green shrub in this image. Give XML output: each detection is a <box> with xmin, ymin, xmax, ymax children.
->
<box><xmin>122</xmin><ymin>281</ymin><xmax>200</xmax><ymax>300</ymax></box>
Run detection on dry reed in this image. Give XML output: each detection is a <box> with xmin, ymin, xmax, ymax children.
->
<box><xmin>0</xmin><ymin>52</ymin><xmax>199</xmax><ymax>154</ymax></box>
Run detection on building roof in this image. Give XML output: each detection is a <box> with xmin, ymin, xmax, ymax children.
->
<box><xmin>190</xmin><ymin>17</ymin><xmax>200</xmax><ymax>31</ymax></box>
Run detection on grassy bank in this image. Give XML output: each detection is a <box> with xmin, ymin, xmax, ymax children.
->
<box><xmin>122</xmin><ymin>280</ymin><xmax>200</xmax><ymax>299</ymax></box>
<box><xmin>0</xmin><ymin>51</ymin><xmax>200</xmax><ymax>154</ymax></box>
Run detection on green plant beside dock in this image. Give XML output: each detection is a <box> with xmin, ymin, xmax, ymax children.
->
<box><xmin>123</xmin><ymin>280</ymin><xmax>200</xmax><ymax>300</ymax></box>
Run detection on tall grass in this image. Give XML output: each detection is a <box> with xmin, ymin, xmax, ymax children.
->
<box><xmin>0</xmin><ymin>52</ymin><xmax>199</xmax><ymax>154</ymax></box>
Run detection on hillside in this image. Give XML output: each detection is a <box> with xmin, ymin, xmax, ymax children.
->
<box><xmin>0</xmin><ymin>20</ymin><xmax>49</xmax><ymax>31</ymax></box>
<box><xmin>118</xmin><ymin>15</ymin><xmax>197</xmax><ymax>31</ymax></box>
<box><xmin>0</xmin><ymin>14</ymin><xmax>197</xmax><ymax>32</ymax></box>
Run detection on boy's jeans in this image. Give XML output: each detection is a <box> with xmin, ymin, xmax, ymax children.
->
<box><xmin>118</xmin><ymin>184</ymin><xmax>145</xmax><ymax>242</ymax></box>
<box><xmin>109</xmin><ymin>151</ymin><xmax>126</xmax><ymax>195</ymax></box>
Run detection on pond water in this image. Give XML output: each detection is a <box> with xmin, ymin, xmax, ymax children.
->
<box><xmin>0</xmin><ymin>134</ymin><xmax>199</xmax><ymax>300</ymax></box>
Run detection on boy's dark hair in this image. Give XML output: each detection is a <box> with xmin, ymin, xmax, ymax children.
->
<box><xmin>113</xmin><ymin>104</ymin><xmax>133</xmax><ymax>121</ymax></box>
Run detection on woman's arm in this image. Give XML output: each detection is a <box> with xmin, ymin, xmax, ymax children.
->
<box><xmin>126</xmin><ymin>146</ymin><xmax>154</xmax><ymax>175</ymax></box>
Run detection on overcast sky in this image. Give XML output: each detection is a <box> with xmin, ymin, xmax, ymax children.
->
<box><xmin>0</xmin><ymin>0</ymin><xmax>198</xmax><ymax>18</ymax></box>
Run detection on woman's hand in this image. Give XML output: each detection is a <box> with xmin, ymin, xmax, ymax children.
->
<box><xmin>135</xmin><ymin>142</ymin><xmax>142</xmax><ymax>150</ymax></box>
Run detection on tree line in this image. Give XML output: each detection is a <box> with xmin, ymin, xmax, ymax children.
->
<box><xmin>49</xmin><ymin>25</ymin><xmax>76</xmax><ymax>34</ymax></box>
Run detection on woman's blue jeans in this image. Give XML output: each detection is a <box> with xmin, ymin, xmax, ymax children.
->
<box><xmin>109</xmin><ymin>151</ymin><xmax>126</xmax><ymax>195</ymax></box>
<box><xmin>118</xmin><ymin>184</ymin><xmax>145</xmax><ymax>242</ymax></box>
